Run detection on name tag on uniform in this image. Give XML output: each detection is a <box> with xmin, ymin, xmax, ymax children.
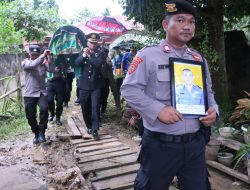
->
<box><xmin>158</xmin><ymin>64</ymin><xmax>169</xmax><ymax>70</ymax></box>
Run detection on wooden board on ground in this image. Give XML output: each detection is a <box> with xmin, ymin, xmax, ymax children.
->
<box><xmin>66</xmin><ymin>118</ymin><xmax>82</xmax><ymax>138</ymax></box>
<box><xmin>216</xmin><ymin>136</ymin><xmax>244</xmax><ymax>151</ymax></box>
<box><xmin>91</xmin><ymin>163</ymin><xmax>140</xmax><ymax>182</ymax></box>
<box><xmin>76</xmin><ymin>138</ymin><xmax>119</xmax><ymax>148</ymax></box>
<box><xmin>207</xmin><ymin>160</ymin><xmax>250</xmax><ymax>184</ymax></box>
<box><xmin>77</xmin><ymin>141</ymin><xmax>124</xmax><ymax>153</ymax></box>
<box><xmin>75</xmin><ymin>146</ymin><xmax>131</xmax><ymax>159</ymax></box>
<box><xmin>72</xmin><ymin>116</ymin><xmax>92</xmax><ymax>139</ymax></box>
<box><xmin>78</xmin><ymin>149</ymin><xmax>137</xmax><ymax>164</ymax></box>
<box><xmin>92</xmin><ymin>173</ymin><xmax>136</xmax><ymax>190</ymax></box>
<box><xmin>70</xmin><ymin>135</ymin><xmax>113</xmax><ymax>145</ymax></box>
<box><xmin>79</xmin><ymin>154</ymin><xmax>138</xmax><ymax>174</ymax></box>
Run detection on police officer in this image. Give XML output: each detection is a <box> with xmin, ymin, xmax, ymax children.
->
<box><xmin>121</xmin><ymin>0</ymin><xmax>218</xmax><ymax>189</ymax></box>
<box><xmin>22</xmin><ymin>45</ymin><xmax>52</xmax><ymax>144</ymax></box>
<box><xmin>176</xmin><ymin>68</ymin><xmax>204</xmax><ymax>105</ymax></box>
<box><xmin>47</xmin><ymin>56</ymin><xmax>66</xmax><ymax>126</ymax></box>
<box><xmin>74</xmin><ymin>33</ymin><xmax>105</xmax><ymax>140</ymax></box>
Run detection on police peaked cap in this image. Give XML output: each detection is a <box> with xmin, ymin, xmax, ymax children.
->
<box><xmin>86</xmin><ymin>33</ymin><xmax>100</xmax><ymax>43</ymax></box>
<box><xmin>165</xmin><ymin>0</ymin><xmax>198</xmax><ymax>18</ymax></box>
<box><xmin>29</xmin><ymin>44</ymin><xmax>41</xmax><ymax>54</ymax></box>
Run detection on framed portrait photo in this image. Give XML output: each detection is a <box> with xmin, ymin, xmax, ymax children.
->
<box><xmin>169</xmin><ymin>57</ymin><xmax>208</xmax><ymax>118</ymax></box>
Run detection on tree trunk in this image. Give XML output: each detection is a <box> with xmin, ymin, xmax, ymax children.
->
<box><xmin>206</xmin><ymin>0</ymin><xmax>230</xmax><ymax>104</ymax></box>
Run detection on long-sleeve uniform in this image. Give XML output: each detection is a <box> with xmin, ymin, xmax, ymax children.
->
<box><xmin>74</xmin><ymin>46</ymin><xmax>105</xmax><ymax>131</ymax></box>
<box><xmin>121</xmin><ymin>40</ymin><xmax>219</xmax><ymax>189</ymax></box>
<box><xmin>22</xmin><ymin>55</ymin><xmax>50</xmax><ymax>135</ymax></box>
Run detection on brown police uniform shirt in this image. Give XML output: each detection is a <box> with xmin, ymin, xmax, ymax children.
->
<box><xmin>121</xmin><ymin>40</ymin><xmax>218</xmax><ymax>135</ymax></box>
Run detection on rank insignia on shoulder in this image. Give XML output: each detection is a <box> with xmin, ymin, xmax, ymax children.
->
<box><xmin>128</xmin><ymin>56</ymin><xmax>143</xmax><ymax>75</ymax></box>
<box><xmin>164</xmin><ymin>45</ymin><xmax>171</xmax><ymax>52</ymax></box>
<box><xmin>192</xmin><ymin>55</ymin><xmax>200</xmax><ymax>61</ymax></box>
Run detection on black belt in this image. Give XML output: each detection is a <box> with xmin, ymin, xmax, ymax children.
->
<box><xmin>144</xmin><ymin>128</ymin><xmax>200</xmax><ymax>143</ymax></box>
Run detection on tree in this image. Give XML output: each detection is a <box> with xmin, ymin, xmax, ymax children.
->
<box><xmin>120</xmin><ymin>0</ymin><xmax>250</xmax><ymax>104</ymax></box>
<box><xmin>73</xmin><ymin>7</ymin><xmax>96</xmax><ymax>24</ymax></box>
<box><xmin>102</xmin><ymin>8</ymin><xmax>111</xmax><ymax>16</ymax></box>
<box><xmin>6</xmin><ymin>0</ymin><xmax>66</xmax><ymax>41</ymax></box>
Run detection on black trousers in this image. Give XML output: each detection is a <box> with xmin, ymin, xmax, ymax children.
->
<box><xmin>47</xmin><ymin>78</ymin><xmax>65</xmax><ymax>119</ymax></box>
<box><xmin>24</xmin><ymin>94</ymin><xmax>48</xmax><ymax>134</ymax></box>
<box><xmin>134</xmin><ymin>129</ymin><xmax>210</xmax><ymax>190</ymax></box>
<box><xmin>100</xmin><ymin>78</ymin><xmax>110</xmax><ymax>113</ymax></box>
<box><xmin>115</xmin><ymin>78</ymin><xmax>123</xmax><ymax>99</ymax></box>
<box><xmin>64</xmin><ymin>72</ymin><xmax>75</xmax><ymax>103</ymax></box>
<box><xmin>79</xmin><ymin>89</ymin><xmax>101</xmax><ymax>131</ymax></box>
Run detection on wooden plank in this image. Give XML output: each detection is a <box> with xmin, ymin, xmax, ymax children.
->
<box><xmin>75</xmin><ymin>146</ymin><xmax>130</xmax><ymax>159</ymax></box>
<box><xmin>67</xmin><ymin>117</ymin><xmax>81</xmax><ymax>137</ymax></box>
<box><xmin>91</xmin><ymin>163</ymin><xmax>139</xmax><ymax>182</ymax></box>
<box><xmin>79</xmin><ymin>154</ymin><xmax>138</xmax><ymax>174</ymax></box>
<box><xmin>206</xmin><ymin>160</ymin><xmax>250</xmax><ymax>184</ymax></box>
<box><xmin>73</xmin><ymin>116</ymin><xmax>92</xmax><ymax>139</ymax></box>
<box><xmin>76</xmin><ymin>138</ymin><xmax>119</xmax><ymax>148</ymax></box>
<box><xmin>92</xmin><ymin>173</ymin><xmax>136</xmax><ymax>190</ymax></box>
<box><xmin>78</xmin><ymin>149</ymin><xmax>137</xmax><ymax>164</ymax></box>
<box><xmin>216</xmin><ymin>136</ymin><xmax>244</xmax><ymax>151</ymax></box>
<box><xmin>77</xmin><ymin>141</ymin><xmax>123</xmax><ymax>153</ymax></box>
<box><xmin>70</xmin><ymin>135</ymin><xmax>113</xmax><ymax>145</ymax></box>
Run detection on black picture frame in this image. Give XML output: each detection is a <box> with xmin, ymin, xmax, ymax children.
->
<box><xmin>169</xmin><ymin>57</ymin><xmax>208</xmax><ymax>118</ymax></box>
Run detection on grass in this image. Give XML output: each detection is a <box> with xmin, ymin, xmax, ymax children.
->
<box><xmin>0</xmin><ymin>101</ymin><xmax>29</xmax><ymax>139</ymax></box>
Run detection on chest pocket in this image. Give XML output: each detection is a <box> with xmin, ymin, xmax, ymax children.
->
<box><xmin>156</xmin><ymin>70</ymin><xmax>171</xmax><ymax>101</ymax></box>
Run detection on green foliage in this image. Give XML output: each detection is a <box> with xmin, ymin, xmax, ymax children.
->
<box><xmin>0</xmin><ymin>2</ymin><xmax>22</xmax><ymax>54</ymax></box>
<box><xmin>196</xmin><ymin>23</ymin><xmax>219</xmax><ymax>73</ymax></box>
<box><xmin>72</xmin><ymin>7</ymin><xmax>96</xmax><ymax>24</ymax></box>
<box><xmin>233</xmin><ymin>143</ymin><xmax>250</xmax><ymax>169</ymax></box>
<box><xmin>0</xmin><ymin>102</ymin><xmax>28</xmax><ymax>139</ymax></box>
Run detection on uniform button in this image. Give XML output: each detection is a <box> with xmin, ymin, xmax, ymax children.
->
<box><xmin>88</xmin><ymin>76</ymin><xmax>90</xmax><ymax>79</ymax></box>
<box><xmin>89</xmin><ymin>70</ymin><xmax>91</xmax><ymax>73</ymax></box>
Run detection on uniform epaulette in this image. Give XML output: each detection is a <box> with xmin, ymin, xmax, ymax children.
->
<box><xmin>187</xmin><ymin>47</ymin><xmax>201</xmax><ymax>55</ymax></box>
<box><xmin>140</xmin><ymin>44</ymin><xmax>158</xmax><ymax>50</ymax></box>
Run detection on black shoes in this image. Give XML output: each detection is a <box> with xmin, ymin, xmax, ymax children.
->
<box><xmin>56</xmin><ymin>118</ymin><xmax>62</xmax><ymax>126</ymax></box>
<box><xmin>33</xmin><ymin>131</ymin><xmax>46</xmax><ymax>144</ymax></box>
<box><xmin>33</xmin><ymin>133</ymin><xmax>39</xmax><ymax>144</ymax></box>
<box><xmin>48</xmin><ymin>114</ymin><xmax>54</xmax><ymax>122</ymax></box>
<box><xmin>74</xmin><ymin>99</ymin><xmax>80</xmax><ymax>105</ymax></box>
<box><xmin>87</xmin><ymin>128</ymin><xmax>92</xmax><ymax>134</ymax></box>
<box><xmin>38</xmin><ymin>131</ymin><xmax>46</xmax><ymax>143</ymax></box>
<box><xmin>92</xmin><ymin>130</ymin><xmax>99</xmax><ymax>140</ymax></box>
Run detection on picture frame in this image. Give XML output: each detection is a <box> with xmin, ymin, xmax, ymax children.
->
<box><xmin>169</xmin><ymin>57</ymin><xmax>208</xmax><ymax>118</ymax></box>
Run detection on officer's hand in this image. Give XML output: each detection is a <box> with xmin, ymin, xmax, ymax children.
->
<box><xmin>199</xmin><ymin>106</ymin><xmax>217</xmax><ymax>127</ymax></box>
<box><xmin>157</xmin><ymin>106</ymin><xmax>183</xmax><ymax>124</ymax></box>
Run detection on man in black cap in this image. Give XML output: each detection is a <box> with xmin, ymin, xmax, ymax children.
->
<box><xmin>121</xmin><ymin>0</ymin><xmax>218</xmax><ymax>189</ymax></box>
<box><xmin>74</xmin><ymin>33</ymin><xmax>105</xmax><ymax>140</ymax></box>
<box><xmin>22</xmin><ymin>45</ymin><xmax>52</xmax><ymax>144</ymax></box>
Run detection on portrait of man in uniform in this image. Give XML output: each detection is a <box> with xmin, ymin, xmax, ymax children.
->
<box><xmin>176</xmin><ymin>68</ymin><xmax>204</xmax><ymax>105</ymax></box>
<box><xmin>170</xmin><ymin>59</ymin><xmax>207</xmax><ymax>117</ymax></box>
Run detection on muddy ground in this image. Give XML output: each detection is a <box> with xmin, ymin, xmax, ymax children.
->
<box><xmin>0</xmin><ymin>100</ymin><xmax>250</xmax><ymax>190</ymax></box>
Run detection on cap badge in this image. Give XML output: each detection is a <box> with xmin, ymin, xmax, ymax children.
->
<box><xmin>165</xmin><ymin>3</ymin><xmax>177</xmax><ymax>13</ymax></box>
<box><xmin>91</xmin><ymin>34</ymin><xmax>96</xmax><ymax>38</ymax></box>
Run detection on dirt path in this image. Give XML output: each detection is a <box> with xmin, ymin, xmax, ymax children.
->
<box><xmin>0</xmin><ymin>99</ymin><xmax>250</xmax><ymax>190</ymax></box>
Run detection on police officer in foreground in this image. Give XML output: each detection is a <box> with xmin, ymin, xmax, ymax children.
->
<box><xmin>176</xmin><ymin>68</ymin><xmax>204</xmax><ymax>105</ymax></box>
<box><xmin>22</xmin><ymin>45</ymin><xmax>52</xmax><ymax>144</ymax></box>
<box><xmin>121</xmin><ymin>0</ymin><xmax>218</xmax><ymax>189</ymax></box>
<box><xmin>74</xmin><ymin>33</ymin><xmax>105</xmax><ymax>140</ymax></box>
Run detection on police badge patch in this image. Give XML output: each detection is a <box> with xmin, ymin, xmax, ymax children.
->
<box><xmin>128</xmin><ymin>56</ymin><xmax>143</xmax><ymax>74</ymax></box>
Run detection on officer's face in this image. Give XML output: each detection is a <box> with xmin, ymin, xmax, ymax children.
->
<box><xmin>182</xmin><ymin>70</ymin><xmax>194</xmax><ymax>85</ymax></box>
<box><xmin>29</xmin><ymin>53</ymin><xmax>40</xmax><ymax>60</ymax></box>
<box><xmin>87</xmin><ymin>41</ymin><xmax>98</xmax><ymax>50</ymax></box>
<box><xmin>163</xmin><ymin>14</ymin><xmax>195</xmax><ymax>47</ymax></box>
